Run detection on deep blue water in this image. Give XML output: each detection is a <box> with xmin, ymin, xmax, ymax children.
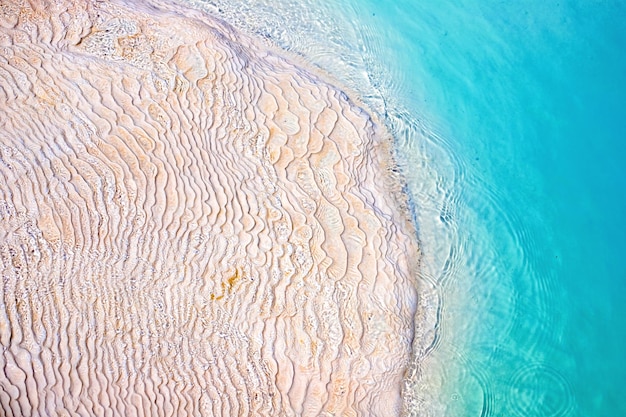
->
<box><xmin>191</xmin><ymin>0</ymin><xmax>626</xmax><ymax>414</ymax></box>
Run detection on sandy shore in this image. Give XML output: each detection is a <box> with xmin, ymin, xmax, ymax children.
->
<box><xmin>0</xmin><ymin>0</ymin><xmax>419</xmax><ymax>415</ymax></box>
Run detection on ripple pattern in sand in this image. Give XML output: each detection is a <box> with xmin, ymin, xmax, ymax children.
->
<box><xmin>0</xmin><ymin>1</ymin><xmax>419</xmax><ymax>416</ymax></box>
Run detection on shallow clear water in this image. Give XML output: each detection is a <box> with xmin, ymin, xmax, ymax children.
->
<box><xmin>367</xmin><ymin>2</ymin><xmax>626</xmax><ymax>415</ymax></box>
<box><xmin>188</xmin><ymin>0</ymin><xmax>626</xmax><ymax>415</ymax></box>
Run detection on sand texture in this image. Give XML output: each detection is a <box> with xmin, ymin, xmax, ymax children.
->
<box><xmin>0</xmin><ymin>0</ymin><xmax>419</xmax><ymax>415</ymax></box>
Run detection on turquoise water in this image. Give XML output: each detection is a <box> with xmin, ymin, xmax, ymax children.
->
<box><xmin>190</xmin><ymin>0</ymin><xmax>626</xmax><ymax>415</ymax></box>
<box><xmin>363</xmin><ymin>1</ymin><xmax>626</xmax><ymax>415</ymax></box>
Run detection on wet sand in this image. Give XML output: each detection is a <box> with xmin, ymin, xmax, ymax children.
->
<box><xmin>0</xmin><ymin>0</ymin><xmax>419</xmax><ymax>415</ymax></box>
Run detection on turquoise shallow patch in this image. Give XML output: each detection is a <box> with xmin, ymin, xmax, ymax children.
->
<box><xmin>358</xmin><ymin>0</ymin><xmax>626</xmax><ymax>415</ymax></box>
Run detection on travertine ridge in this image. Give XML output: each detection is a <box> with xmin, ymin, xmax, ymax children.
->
<box><xmin>0</xmin><ymin>0</ymin><xmax>419</xmax><ymax>415</ymax></box>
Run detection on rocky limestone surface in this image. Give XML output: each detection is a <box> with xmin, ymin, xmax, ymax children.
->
<box><xmin>0</xmin><ymin>1</ymin><xmax>419</xmax><ymax>415</ymax></box>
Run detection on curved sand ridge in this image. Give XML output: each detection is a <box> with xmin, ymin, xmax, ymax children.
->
<box><xmin>0</xmin><ymin>0</ymin><xmax>420</xmax><ymax>415</ymax></box>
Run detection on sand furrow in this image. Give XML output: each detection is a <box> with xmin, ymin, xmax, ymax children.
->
<box><xmin>0</xmin><ymin>0</ymin><xmax>419</xmax><ymax>415</ymax></box>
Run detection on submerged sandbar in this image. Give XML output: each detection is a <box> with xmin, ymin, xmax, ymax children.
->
<box><xmin>0</xmin><ymin>0</ymin><xmax>419</xmax><ymax>415</ymax></box>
